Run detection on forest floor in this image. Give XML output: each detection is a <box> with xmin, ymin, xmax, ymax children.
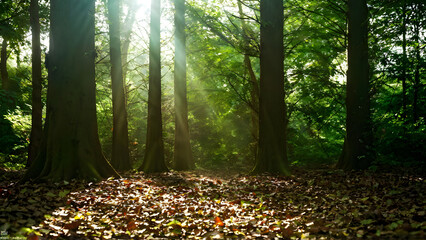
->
<box><xmin>0</xmin><ymin>166</ymin><xmax>425</xmax><ymax>239</ymax></box>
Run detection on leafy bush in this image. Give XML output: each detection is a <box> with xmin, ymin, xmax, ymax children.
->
<box><xmin>0</xmin><ymin>106</ymin><xmax>31</xmax><ymax>169</ymax></box>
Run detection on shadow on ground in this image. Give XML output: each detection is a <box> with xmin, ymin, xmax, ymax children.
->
<box><xmin>0</xmin><ymin>169</ymin><xmax>85</xmax><ymax>238</ymax></box>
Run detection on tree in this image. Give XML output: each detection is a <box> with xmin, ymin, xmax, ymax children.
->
<box><xmin>238</xmin><ymin>0</ymin><xmax>260</xmax><ymax>164</ymax></box>
<box><xmin>23</xmin><ymin>0</ymin><xmax>119</xmax><ymax>181</ymax></box>
<box><xmin>0</xmin><ymin>38</ymin><xmax>10</xmax><ymax>92</ymax></box>
<box><xmin>337</xmin><ymin>0</ymin><xmax>371</xmax><ymax>170</ymax></box>
<box><xmin>27</xmin><ymin>0</ymin><xmax>43</xmax><ymax>167</ymax></box>
<box><xmin>412</xmin><ymin>2</ymin><xmax>424</xmax><ymax>123</ymax></box>
<box><xmin>173</xmin><ymin>0</ymin><xmax>193</xmax><ymax>170</ymax></box>
<box><xmin>107</xmin><ymin>0</ymin><xmax>131</xmax><ymax>171</ymax></box>
<box><xmin>0</xmin><ymin>0</ymin><xmax>30</xmax><ymax>93</ymax></box>
<box><xmin>139</xmin><ymin>0</ymin><xmax>168</xmax><ymax>173</ymax></box>
<box><xmin>401</xmin><ymin>0</ymin><xmax>408</xmax><ymax>122</ymax></box>
<box><xmin>253</xmin><ymin>0</ymin><xmax>290</xmax><ymax>175</ymax></box>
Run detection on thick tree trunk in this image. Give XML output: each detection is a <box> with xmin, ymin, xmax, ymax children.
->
<box><xmin>23</xmin><ymin>0</ymin><xmax>119</xmax><ymax>181</ymax></box>
<box><xmin>1</xmin><ymin>38</ymin><xmax>9</xmax><ymax>91</ymax></box>
<box><xmin>27</xmin><ymin>0</ymin><xmax>43</xmax><ymax>167</ymax></box>
<box><xmin>253</xmin><ymin>0</ymin><xmax>290</xmax><ymax>175</ymax></box>
<box><xmin>337</xmin><ymin>0</ymin><xmax>371</xmax><ymax>170</ymax></box>
<box><xmin>173</xmin><ymin>0</ymin><xmax>193</xmax><ymax>171</ymax></box>
<box><xmin>108</xmin><ymin>0</ymin><xmax>131</xmax><ymax>171</ymax></box>
<box><xmin>238</xmin><ymin>1</ymin><xmax>260</xmax><ymax>164</ymax></box>
<box><xmin>139</xmin><ymin>0</ymin><xmax>168</xmax><ymax>173</ymax></box>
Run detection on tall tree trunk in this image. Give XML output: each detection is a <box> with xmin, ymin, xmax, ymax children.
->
<box><xmin>108</xmin><ymin>0</ymin><xmax>131</xmax><ymax>171</ymax></box>
<box><xmin>337</xmin><ymin>0</ymin><xmax>371</xmax><ymax>170</ymax></box>
<box><xmin>27</xmin><ymin>0</ymin><xmax>43</xmax><ymax>167</ymax></box>
<box><xmin>238</xmin><ymin>1</ymin><xmax>259</xmax><ymax>164</ymax></box>
<box><xmin>173</xmin><ymin>0</ymin><xmax>193</xmax><ymax>170</ymax></box>
<box><xmin>1</xmin><ymin>38</ymin><xmax>9</xmax><ymax>91</ymax></box>
<box><xmin>412</xmin><ymin>3</ymin><xmax>421</xmax><ymax>124</ymax></box>
<box><xmin>401</xmin><ymin>1</ymin><xmax>408</xmax><ymax>122</ymax></box>
<box><xmin>23</xmin><ymin>0</ymin><xmax>119</xmax><ymax>181</ymax></box>
<box><xmin>253</xmin><ymin>0</ymin><xmax>290</xmax><ymax>175</ymax></box>
<box><xmin>139</xmin><ymin>0</ymin><xmax>168</xmax><ymax>173</ymax></box>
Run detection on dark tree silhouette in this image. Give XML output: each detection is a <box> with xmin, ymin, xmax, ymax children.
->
<box><xmin>0</xmin><ymin>39</ymin><xmax>9</xmax><ymax>91</ymax></box>
<box><xmin>253</xmin><ymin>0</ymin><xmax>290</xmax><ymax>175</ymax></box>
<box><xmin>139</xmin><ymin>0</ymin><xmax>168</xmax><ymax>173</ymax></box>
<box><xmin>173</xmin><ymin>0</ymin><xmax>193</xmax><ymax>171</ymax></box>
<box><xmin>108</xmin><ymin>0</ymin><xmax>131</xmax><ymax>171</ymax></box>
<box><xmin>337</xmin><ymin>0</ymin><xmax>371</xmax><ymax>170</ymax></box>
<box><xmin>23</xmin><ymin>0</ymin><xmax>119</xmax><ymax>181</ymax></box>
<box><xmin>27</xmin><ymin>0</ymin><xmax>43</xmax><ymax>167</ymax></box>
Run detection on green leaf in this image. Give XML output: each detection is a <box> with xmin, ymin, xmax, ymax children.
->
<box><xmin>360</xmin><ymin>197</ymin><xmax>369</xmax><ymax>201</ymax></box>
<box><xmin>388</xmin><ymin>222</ymin><xmax>399</xmax><ymax>230</ymax></box>
<box><xmin>46</xmin><ymin>192</ymin><xmax>56</xmax><ymax>197</ymax></box>
<box><xmin>361</xmin><ymin>219</ymin><xmax>373</xmax><ymax>225</ymax></box>
<box><xmin>167</xmin><ymin>219</ymin><xmax>182</xmax><ymax>226</ymax></box>
<box><xmin>59</xmin><ymin>189</ymin><xmax>70</xmax><ymax>197</ymax></box>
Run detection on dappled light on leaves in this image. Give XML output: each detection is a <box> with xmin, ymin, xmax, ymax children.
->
<box><xmin>1</xmin><ymin>169</ymin><xmax>425</xmax><ymax>238</ymax></box>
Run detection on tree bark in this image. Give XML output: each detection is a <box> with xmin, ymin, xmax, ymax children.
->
<box><xmin>401</xmin><ymin>1</ymin><xmax>408</xmax><ymax>122</ymax></box>
<box><xmin>253</xmin><ymin>0</ymin><xmax>290</xmax><ymax>175</ymax></box>
<box><xmin>139</xmin><ymin>0</ymin><xmax>168</xmax><ymax>173</ymax></box>
<box><xmin>173</xmin><ymin>0</ymin><xmax>194</xmax><ymax>171</ymax></box>
<box><xmin>108</xmin><ymin>0</ymin><xmax>131</xmax><ymax>171</ymax></box>
<box><xmin>337</xmin><ymin>0</ymin><xmax>371</xmax><ymax>170</ymax></box>
<box><xmin>27</xmin><ymin>0</ymin><xmax>43</xmax><ymax>167</ymax></box>
<box><xmin>1</xmin><ymin>38</ymin><xmax>9</xmax><ymax>91</ymax></box>
<box><xmin>23</xmin><ymin>0</ymin><xmax>119</xmax><ymax>181</ymax></box>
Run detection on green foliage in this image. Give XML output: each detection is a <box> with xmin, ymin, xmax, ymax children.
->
<box><xmin>0</xmin><ymin>64</ymin><xmax>35</xmax><ymax>169</ymax></box>
<box><xmin>0</xmin><ymin>106</ymin><xmax>30</xmax><ymax>170</ymax></box>
<box><xmin>369</xmin><ymin>0</ymin><xmax>426</xmax><ymax>167</ymax></box>
<box><xmin>185</xmin><ymin>6</ymin><xmax>255</xmax><ymax>170</ymax></box>
<box><xmin>0</xmin><ymin>0</ymin><xmax>30</xmax><ymax>42</ymax></box>
<box><xmin>0</xmin><ymin>91</ymin><xmax>20</xmax><ymax>156</ymax></box>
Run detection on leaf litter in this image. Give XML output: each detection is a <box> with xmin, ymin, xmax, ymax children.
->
<box><xmin>0</xmin><ymin>167</ymin><xmax>425</xmax><ymax>239</ymax></box>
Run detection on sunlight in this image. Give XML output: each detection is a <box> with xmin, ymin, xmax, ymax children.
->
<box><xmin>125</xmin><ymin>0</ymin><xmax>151</xmax><ymax>25</ymax></box>
<box><xmin>136</xmin><ymin>0</ymin><xmax>150</xmax><ymax>10</ymax></box>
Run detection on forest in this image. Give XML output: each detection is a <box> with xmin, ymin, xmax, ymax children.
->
<box><xmin>0</xmin><ymin>0</ymin><xmax>425</xmax><ymax>238</ymax></box>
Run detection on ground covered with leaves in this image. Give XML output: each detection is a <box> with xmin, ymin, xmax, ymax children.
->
<box><xmin>1</xmin><ymin>167</ymin><xmax>425</xmax><ymax>239</ymax></box>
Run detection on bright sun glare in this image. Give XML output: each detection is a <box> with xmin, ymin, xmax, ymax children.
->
<box><xmin>136</xmin><ymin>0</ymin><xmax>150</xmax><ymax>8</ymax></box>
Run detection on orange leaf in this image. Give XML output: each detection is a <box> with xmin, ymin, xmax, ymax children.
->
<box><xmin>214</xmin><ymin>216</ymin><xmax>225</xmax><ymax>226</ymax></box>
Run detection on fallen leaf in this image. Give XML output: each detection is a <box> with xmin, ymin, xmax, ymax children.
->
<box><xmin>215</xmin><ymin>216</ymin><xmax>225</xmax><ymax>227</ymax></box>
